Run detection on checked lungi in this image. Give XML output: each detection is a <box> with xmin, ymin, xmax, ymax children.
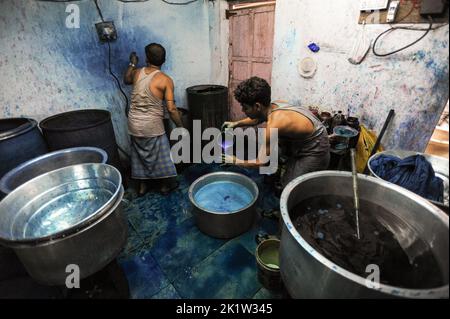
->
<box><xmin>130</xmin><ymin>134</ymin><xmax>177</xmax><ymax>180</ymax></box>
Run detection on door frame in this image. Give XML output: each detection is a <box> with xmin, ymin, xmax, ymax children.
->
<box><xmin>227</xmin><ymin>0</ymin><xmax>276</xmax><ymax>120</ymax></box>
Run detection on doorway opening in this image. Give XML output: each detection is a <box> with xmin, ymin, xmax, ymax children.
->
<box><xmin>227</xmin><ymin>1</ymin><xmax>276</xmax><ymax>121</ymax></box>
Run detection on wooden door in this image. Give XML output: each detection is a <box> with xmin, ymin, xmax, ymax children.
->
<box><xmin>228</xmin><ymin>3</ymin><xmax>276</xmax><ymax>121</ymax></box>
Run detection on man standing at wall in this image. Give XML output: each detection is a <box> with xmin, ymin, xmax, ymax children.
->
<box><xmin>124</xmin><ymin>43</ymin><xmax>184</xmax><ymax>196</ymax></box>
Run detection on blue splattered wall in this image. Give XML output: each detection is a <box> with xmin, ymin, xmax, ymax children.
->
<box><xmin>271</xmin><ymin>0</ymin><xmax>449</xmax><ymax>151</ymax></box>
<box><xmin>0</xmin><ymin>0</ymin><xmax>212</xmax><ymax>151</ymax></box>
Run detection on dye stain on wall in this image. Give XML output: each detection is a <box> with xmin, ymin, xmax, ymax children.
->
<box><xmin>0</xmin><ymin>0</ymin><xmax>213</xmax><ymax>151</ymax></box>
<box><xmin>271</xmin><ymin>0</ymin><xmax>449</xmax><ymax>151</ymax></box>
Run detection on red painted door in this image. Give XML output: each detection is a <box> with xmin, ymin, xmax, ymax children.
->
<box><xmin>228</xmin><ymin>3</ymin><xmax>276</xmax><ymax>121</ymax></box>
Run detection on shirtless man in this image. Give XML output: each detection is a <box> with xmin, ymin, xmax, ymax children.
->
<box><xmin>124</xmin><ymin>43</ymin><xmax>183</xmax><ymax>196</ymax></box>
<box><xmin>223</xmin><ymin>77</ymin><xmax>330</xmax><ymax>187</ymax></box>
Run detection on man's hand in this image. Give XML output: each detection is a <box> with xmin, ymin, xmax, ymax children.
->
<box><xmin>221</xmin><ymin>153</ymin><xmax>236</xmax><ymax>164</ymax></box>
<box><xmin>129</xmin><ymin>52</ymin><xmax>139</xmax><ymax>66</ymax></box>
<box><xmin>221</xmin><ymin>121</ymin><xmax>238</xmax><ymax>131</ymax></box>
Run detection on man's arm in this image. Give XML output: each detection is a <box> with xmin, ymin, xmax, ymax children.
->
<box><xmin>124</xmin><ymin>52</ymin><xmax>138</xmax><ymax>85</ymax></box>
<box><xmin>165</xmin><ymin>77</ymin><xmax>184</xmax><ymax>128</ymax></box>
<box><xmin>234</xmin><ymin>117</ymin><xmax>261</xmax><ymax>128</ymax></box>
<box><xmin>225</xmin><ymin>120</ymin><xmax>273</xmax><ymax>168</ymax></box>
<box><xmin>222</xmin><ymin>117</ymin><xmax>260</xmax><ymax>130</ymax></box>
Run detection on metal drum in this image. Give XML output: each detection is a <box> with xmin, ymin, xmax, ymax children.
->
<box><xmin>280</xmin><ymin>171</ymin><xmax>449</xmax><ymax>299</ymax></box>
<box><xmin>189</xmin><ymin>172</ymin><xmax>259</xmax><ymax>239</ymax></box>
<box><xmin>0</xmin><ymin>163</ymin><xmax>127</xmax><ymax>286</ymax></box>
<box><xmin>0</xmin><ymin>118</ymin><xmax>48</xmax><ymax>180</ymax></box>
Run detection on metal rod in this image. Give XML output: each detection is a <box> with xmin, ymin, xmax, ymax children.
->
<box><xmin>350</xmin><ymin>148</ymin><xmax>361</xmax><ymax>240</ymax></box>
<box><xmin>363</xmin><ymin>109</ymin><xmax>395</xmax><ymax>174</ymax></box>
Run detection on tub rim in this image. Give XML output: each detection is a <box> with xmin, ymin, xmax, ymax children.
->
<box><xmin>188</xmin><ymin>171</ymin><xmax>259</xmax><ymax>215</ymax></box>
<box><xmin>0</xmin><ymin>163</ymin><xmax>122</xmax><ymax>245</ymax></box>
<box><xmin>0</xmin><ymin>118</ymin><xmax>37</xmax><ymax>141</ymax></box>
<box><xmin>280</xmin><ymin>170</ymin><xmax>449</xmax><ymax>299</ymax></box>
<box><xmin>0</xmin><ymin>146</ymin><xmax>108</xmax><ymax>194</ymax></box>
<box><xmin>39</xmin><ymin>109</ymin><xmax>111</xmax><ymax>132</ymax></box>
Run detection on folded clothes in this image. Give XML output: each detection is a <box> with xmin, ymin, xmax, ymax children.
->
<box><xmin>370</xmin><ymin>154</ymin><xmax>444</xmax><ymax>203</ymax></box>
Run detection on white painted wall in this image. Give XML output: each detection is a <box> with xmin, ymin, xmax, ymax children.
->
<box><xmin>271</xmin><ymin>0</ymin><xmax>449</xmax><ymax>151</ymax></box>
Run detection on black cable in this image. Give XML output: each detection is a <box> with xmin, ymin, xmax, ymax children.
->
<box><xmin>94</xmin><ymin>0</ymin><xmax>131</xmax><ymax>158</ymax></box>
<box><xmin>372</xmin><ymin>17</ymin><xmax>434</xmax><ymax>57</ymax></box>
<box><xmin>93</xmin><ymin>0</ymin><xmax>105</xmax><ymax>22</ymax></box>
<box><xmin>93</xmin><ymin>0</ymin><xmax>129</xmax><ymax>117</ymax></box>
<box><xmin>107</xmin><ymin>42</ymin><xmax>130</xmax><ymax>116</ymax></box>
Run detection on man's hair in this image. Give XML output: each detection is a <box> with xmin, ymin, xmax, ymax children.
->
<box><xmin>145</xmin><ymin>43</ymin><xmax>166</xmax><ymax>66</ymax></box>
<box><xmin>234</xmin><ymin>77</ymin><xmax>271</xmax><ymax>107</ymax></box>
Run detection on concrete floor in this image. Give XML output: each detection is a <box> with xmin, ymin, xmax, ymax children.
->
<box><xmin>117</xmin><ymin>163</ymin><xmax>285</xmax><ymax>299</ymax></box>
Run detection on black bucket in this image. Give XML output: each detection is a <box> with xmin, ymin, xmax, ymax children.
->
<box><xmin>0</xmin><ymin>118</ymin><xmax>48</xmax><ymax>180</ymax></box>
<box><xmin>39</xmin><ymin>110</ymin><xmax>122</xmax><ymax>171</ymax></box>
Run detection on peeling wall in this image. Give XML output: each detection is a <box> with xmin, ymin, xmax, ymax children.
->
<box><xmin>271</xmin><ymin>0</ymin><xmax>449</xmax><ymax>151</ymax></box>
<box><xmin>0</xmin><ymin>0</ymin><xmax>212</xmax><ymax>151</ymax></box>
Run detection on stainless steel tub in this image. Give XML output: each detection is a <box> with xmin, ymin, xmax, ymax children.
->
<box><xmin>368</xmin><ymin>150</ymin><xmax>449</xmax><ymax>212</ymax></box>
<box><xmin>280</xmin><ymin>171</ymin><xmax>449</xmax><ymax>299</ymax></box>
<box><xmin>0</xmin><ymin>146</ymin><xmax>107</xmax><ymax>195</ymax></box>
<box><xmin>0</xmin><ymin>163</ymin><xmax>127</xmax><ymax>286</ymax></box>
<box><xmin>189</xmin><ymin>172</ymin><xmax>259</xmax><ymax>239</ymax></box>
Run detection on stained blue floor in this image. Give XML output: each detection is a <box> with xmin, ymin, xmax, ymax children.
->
<box><xmin>117</xmin><ymin>163</ymin><xmax>283</xmax><ymax>299</ymax></box>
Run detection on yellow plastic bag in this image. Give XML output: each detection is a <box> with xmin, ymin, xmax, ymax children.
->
<box><xmin>356</xmin><ymin>125</ymin><xmax>384</xmax><ymax>173</ymax></box>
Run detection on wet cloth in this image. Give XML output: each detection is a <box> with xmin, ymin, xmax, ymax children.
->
<box><xmin>128</xmin><ymin>69</ymin><xmax>165</xmax><ymax>137</ymax></box>
<box><xmin>370</xmin><ymin>154</ymin><xmax>444</xmax><ymax>203</ymax></box>
<box><xmin>271</xmin><ymin>103</ymin><xmax>330</xmax><ymax>187</ymax></box>
<box><xmin>130</xmin><ymin>134</ymin><xmax>177</xmax><ymax>180</ymax></box>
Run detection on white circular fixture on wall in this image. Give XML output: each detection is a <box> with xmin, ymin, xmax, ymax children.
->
<box><xmin>298</xmin><ymin>57</ymin><xmax>317</xmax><ymax>78</ymax></box>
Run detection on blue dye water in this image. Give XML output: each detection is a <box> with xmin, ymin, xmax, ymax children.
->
<box><xmin>334</xmin><ymin>126</ymin><xmax>358</xmax><ymax>138</ymax></box>
<box><xmin>24</xmin><ymin>189</ymin><xmax>111</xmax><ymax>238</ymax></box>
<box><xmin>194</xmin><ymin>181</ymin><xmax>254</xmax><ymax>213</ymax></box>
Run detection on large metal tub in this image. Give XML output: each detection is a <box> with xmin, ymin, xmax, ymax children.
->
<box><xmin>280</xmin><ymin>171</ymin><xmax>449</xmax><ymax>299</ymax></box>
<box><xmin>368</xmin><ymin>150</ymin><xmax>449</xmax><ymax>212</ymax></box>
<box><xmin>0</xmin><ymin>146</ymin><xmax>107</xmax><ymax>195</ymax></box>
<box><xmin>189</xmin><ymin>172</ymin><xmax>259</xmax><ymax>239</ymax></box>
<box><xmin>0</xmin><ymin>163</ymin><xmax>127</xmax><ymax>286</ymax></box>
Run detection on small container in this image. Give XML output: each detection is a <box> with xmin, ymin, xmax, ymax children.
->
<box><xmin>320</xmin><ymin>112</ymin><xmax>333</xmax><ymax>134</ymax></box>
<box><xmin>346</xmin><ymin>117</ymin><xmax>361</xmax><ymax>148</ymax></box>
<box><xmin>331</xmin><ymin>111</ymin><xmax>347</xmax><ymax>130</ymax></box>
<box><xmin>256</xmin><ymin>238</ymin><xmax>283</xmax><ymax>291</ymax></box>
<box><xmin>346</xmin><ymin>116</ymin><xmax>360</xmax><ymax>130</ymax></box>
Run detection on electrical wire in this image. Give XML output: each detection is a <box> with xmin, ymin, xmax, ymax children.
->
<box><xmin>93</xmin><ymin>0</ymin><xmax>129</xmax><ymax>117</ymax></box>
<box><xmin>396</xmin><ymin>7</ymin><xmax>414</xmax><ymax>22</ymax></box>
<box><xmin>94</xmin><ymin>0</ymin><xmax>131</xmax><ymax>158</ymax></box>
<box><xmin>93</xmin><ymin>0</ymin><xmax>104</xmax><ymax>21</ymax></box>
<box><xmin>372</xmin><ymin>16</ymin><xmax>435</xmax><ymax>57</ymax></box>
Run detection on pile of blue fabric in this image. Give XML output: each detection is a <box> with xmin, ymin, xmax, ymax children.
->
<box><xmin>370</xmin><ymin>154</ymin><xmax>444</xmax><ymax>203</ymax></box>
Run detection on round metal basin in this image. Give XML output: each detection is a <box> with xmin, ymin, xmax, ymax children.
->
<box><xmin>368</xmin><ymin>150</ymin><xmax>449</xmax><ymax>211</ymax></box>
<box><xmin>0</xmin><ymin>163</ymin><xmax>127</xmax><ymax>285</ymax></box>
<box><xmin>280</xmin><ymin>171</ymin><xmax>449</xmax><ymax>299</ymax></box>
<box><xmin>189</xmin><ymin>172</ymin><xmax>259</xmax><ymax>239</ymax></box>
<box><xmin>0</xmin><ymin>147</ymin><xmax>108</xmax><ymax>195</ymax></box>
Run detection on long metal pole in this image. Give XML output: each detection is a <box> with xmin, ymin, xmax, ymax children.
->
<box><xmin>350</xmin><ymin>148</ymin><xmax>361</xmax><ymax>240</ymax></box>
